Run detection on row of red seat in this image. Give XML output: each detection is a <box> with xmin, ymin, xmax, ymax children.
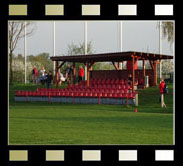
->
<box><xmin>16</xmin><ymin>90</ymin><xmax>136</xmax><ymax>99</ymax></box>
<box><xmin>37</xmin><ymin>87</ymin><xmax>130</xmax><ymax>93</ymax></box>
<box><xmin>78</xmin><ymin>79</ymin><xmax>129</xmax><ymax>86</ymax></box>
<box><xmin>90</xmin><ymin>78</ymin><xmax>129</xmax><ymax>85</ymax></box>
<box><xmin>89</xmin><ymin>78</ymin><xmax>144</xmax><ymax>86</ymax></box>
<box><xmin>67</xmin><ymin>84</ymin><xmax>131</xmax><ymax>90</ymax></box>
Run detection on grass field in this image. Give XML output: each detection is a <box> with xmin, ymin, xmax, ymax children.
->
<box><xmin>9</xmin><ymin>83</ymin><xmax>174</xmax><ymax>145</ymax></box>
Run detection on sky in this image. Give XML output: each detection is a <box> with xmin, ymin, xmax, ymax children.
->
<box><xmin>14</xmin><ymin>21</ymin><xmax>174</xmax><ymax>57</ymax></box>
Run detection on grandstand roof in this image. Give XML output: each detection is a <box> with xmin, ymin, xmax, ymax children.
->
<box><xmin>50</xmin><ymin>51</ymin><xmax>173</xmax><ymax>62</ymax></box>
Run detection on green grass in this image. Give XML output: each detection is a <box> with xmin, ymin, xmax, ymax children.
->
<box><xmin>9</xmin><ymin>83</ymin><xmax>174</xmax><ymax>145</ymax></box>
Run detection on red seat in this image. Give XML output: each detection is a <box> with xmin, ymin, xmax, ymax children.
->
<box><xmin>119</xmin><ymin>89</ymin><xmax>124</xmax><ymax>94</ymax></box>
<box><xmin>86</xmin><ymin>89</ymin><xmax>91</xmax><ymax>92</ymax></box>
<box><xmin>114</xmin><ymin>89</ymin><xmax>119</xmax><ymax>93</ymax></box>
<box><xmin>110</xmin><ymin>79</ymin><xmax>114</xmax><ymax>84</ymax></box>
<box><xmin>107</xmin><ymin>93</ymin><xmax>112</xmax><ymax>98</ymax></box>
<box><xmin>123</xmin><ymin>93</ymin><xmax>128</xmax><ymax>98</ymax></box>
<box><xmin>116</xmin><ymin>85</ymin><xmax>122</xmax><ymax>90</ymax></box>
<box><xmin>107</xmin><ymin>84</ymin><xmax>111</xmax><ymax>89</ymax></box>
<box><xmin>88</xmin><ymin>92</ymin><xmax>92</xmax><ymax>97</ymax></box>
<box><xmin>36</xmin><ymin>91</ymin><xmax>41</xmax><ymax>96</ymax></box>
<box><xmin>69</xmin><ymin>92</ymin><xmax>73</xmax><ymax>97</ymax></box>
<box><xmin>112</xmin><ymin>85</ymin><xmax>116</xmax><ymax>89</ymax></box>
<box><xmin>115</xmin><ymin>79</ymin><xmax>119</xmax><ymax>85</ymax></box>
<box><xmin>16</xmin><ymin>90</ymin><xmax>22</xmax><ymax>96</ymax></box>
<box><xmin>37</xmin><ymin>88</ymin><xmax>41</xmax><ymax>91</ymax></box>
<box><xmin>128</xmin><ymin>93</ymin><xmax>133</xmax><ymax>98</ymax></box>
<box><xmin>53</xmin><ymin>92</ymin><xmax>57</xmax><ymax>96</ymax></box>
<box><xmin>102</xmin><ymin>93</ymin><xmax>107</xmax><ymax>97</ymax></box>
<box><xmin>97</xmin><ymin>79</ymin><xmax>102</xmax><ymax>85</ymax></box>
<box><xmin>122</xmin><ymin>85</ymin><xmax>126</xmax><ymax>89</ymax></box>
<box><xmin>97</xmin><ymin>92</ymin><xmax>102</xmax><ymax>97</ymax></box>
<box><xmin>106</xmin><ymin>79</ymin><xmax>110</xmax><ymax>85</ymax></box>
<box><xmin>109</xmin><ymin>89</ymin><xmax>114</xmax><ymax>94</ymax></box>
<box><xmin>117</xmin><ymin>93</ymin><xmax>123</xmax><ymax>98</ymax></box>
<box><xmin>124</xmin><ymin>89</ymin><xmax>128</xmax><ymax>93</ymax></box>
<box><xmin>105</xmin><ymin>89</ymin><xmax>110</xmax><ymax>93</ymax></box>
<box><xmin>126</xmin><ymin>84</ymin><xmax>131</xmax><ymax>89</ymax></box>
<box><xmin>98</xmin><ymin>85</ymin><xmax>102</xmax><ymax>89</ymax></box>
<box><xmin>119</xmin><ymin>79</ymin><xmax>124</xmax><ymax>85</ymax></box>
<box><xmin>101</xmin><ymin>79</ymin><xmax>106</xmax><ymax>85</ymax></box>
<box><xmin>44</xmin><ymin>91</ymin><xmax>49</xmax><ymax>96</ymax></box>
<box><xmin>99</xmin><ymin>89</ymin><xmax>105</xmax><ymax>93</ymax></box>
<box><xmin>62</xmin><ymin>92</ymin><xmax>66</xmax><ymax>96</ymax></box>
<box><xmin>96</xmin><ymin>89</ymin><xmax>100</xmax><ymax>93</ymax></box>
<box><xmin>40</xmin><ymin>91</ymin><xmax>45</xmax><ymax>96</ymax></box>
<box><xmin>64</xmin><ymin>92</ymin><xmax>68</xmax><ymax>96</ymax></box>
<box><xmin>83</xmin><ymin>92</ymin><xmax>87</xmax><ymax>97</ymax></box>
<box><xmin>79</xmin><ymin>92</ymin><xmax>83</xmax><ymax>97</ymax></box>
<box><xmin>92</xmin><ymin>92</ymin><xmax>98</xmax><ymax>97</ymax></box>
<box><xmin>112</xmin><ymin>93</ymin><xmax>118</xmax><ymax>98</ymax></box>
<box><xmin>73</xmin><ymin>92</ymin><xmax>78</xmax><ymax>97</ymax></box>
<box><xmin>102</xmin><ymin>84</ymin><xmax>106</xmax><ymax>89</ymax></box>
<box><xmin>93</xmin><ymin>84</ymin><xmax>97</xmax><ymax>89</ymax></box>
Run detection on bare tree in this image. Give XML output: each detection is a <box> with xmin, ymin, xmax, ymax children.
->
<box><xmin>8</xmin><ymin>21</ymin><xmax>36</xmax><ymax>84</ymax></box>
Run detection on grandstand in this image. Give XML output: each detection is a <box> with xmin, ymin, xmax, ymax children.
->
<box><xmin>14</xmin><ymin>51</ymin><xmax>173</xmax><ymax>105</ymax></box>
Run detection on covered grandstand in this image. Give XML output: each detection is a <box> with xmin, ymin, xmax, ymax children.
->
<box><xmin>15</xmin><ymin>51</ymin><xmax>173</xmax><ymax>105</ymax></box>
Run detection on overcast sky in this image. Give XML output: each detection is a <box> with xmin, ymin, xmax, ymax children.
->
<box><xmin>14</xmin><ymin>21</ymin><xmax>174</xmax><ymax>57</ymax></box>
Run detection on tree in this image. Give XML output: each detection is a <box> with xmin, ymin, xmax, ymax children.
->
<box><xmin>8</xmin><ymin>21</ymin><xmax>36</xmax><ymax>84</ymax></box>
<box><xmin>161</xmin><ymin>60</ymin><xmax>174</xmax><ymax>75</ymax></box>
<box><xmin>66</xmin><ymin>41</ymin><xmax>94</xmax><ymax>55</ymax></box>
<box><xmin>161</xmin><ymin>22</ymin><xmax>174</xmax><ymax>45</ymax></box>
<box><xmin>60</xmin><ymin>42</ymin><xmax>94</xmax><ymax>72</ymax></box>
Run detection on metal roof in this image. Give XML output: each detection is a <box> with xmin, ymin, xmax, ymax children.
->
<box><xmin>50</xmin><ymin>51</ymin><xmax>173</xmax><ymax>63</ymax></box>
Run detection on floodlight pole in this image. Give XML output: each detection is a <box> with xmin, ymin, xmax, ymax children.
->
<box><xmin>84</xmin><ymin>21</ymin><xmax>87</xmax><ymax>81</ymax></box>
<box><xmin>120</xmin><ymin>21</ymin><xmax>123</xmax><ymax>70</ymax></box>
<box><xmin>159</xmin><ymin>21</ymin><xmax>162</xmax><ymax>80</ymax></box>
<box><xmin>24</xmin><ymin>21</ymin><xmax>27</xmax><ymax>84</ymax></box>
<box><xmin>53</xmin><ymin>21</ymin><xmax>56</xmax><ymax>76</ymax></box>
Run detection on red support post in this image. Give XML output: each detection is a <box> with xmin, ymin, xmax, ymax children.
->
<box><xmin>154</xmin><ymin>61</ymin><xmax>157</xmax><ymax>86</ymax></box>
<box><xmin>87</xmin><ymin>63</ymin><xmax>90</xmax><ymax>87</ymax></box>
<box><xmin>143</xmin><ymin>59</ymin><xmax>146</xmax><ymax>88</ymax></box>
<box><xmin>132</xmin><ymin>56</ymin><xmax>135</xmax><ymax>93</ymax></box>
<box><xmin>73</xmin><ymin>62</ymin><xmax>76</xmax><ymax>85</ymax></box>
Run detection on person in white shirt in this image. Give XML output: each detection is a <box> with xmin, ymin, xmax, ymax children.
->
<box><xmin>59</xmin><ymin>70</ymin><xmax>66</xmax><ymax>86</ymax></box>
<box><xmin>40</xmin><ymin>67</ymin><xmax>46</xmax><ymax>85</ymax></box>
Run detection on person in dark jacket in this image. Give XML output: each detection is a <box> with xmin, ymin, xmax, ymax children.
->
<box><xmin>65</xmin><ymin>64</ymin><xmax>73</xmax><ymax>84</ymax></box>
<box><xmin>46</xmin><ymin>71</ymin><xmax>53</xmax><ymax>89</ymax></box>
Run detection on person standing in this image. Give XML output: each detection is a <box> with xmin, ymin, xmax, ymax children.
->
<box><xmin>40</xmin><ymin>66</ymin><xmax>46</xmax><ymax>85</ymax></box>
<box><xmin>78</xmin><ymin>65</ymin><xmax>84</xmax><ymax>83</ymax></box>
<box><xmin>32</xmin><ymin>66</ymin><xmax>38</xmax><ymax>84</ymax></box>
<box><xmin>59</xmin><ymin>70</ymin><xmax>66</xmax><ymax>86</ymax></box>
<box><xmin>46</xmin><ymin>71</ymin><xmax>53</xmax><ymax>89</ymax></box>
<box><xmin>65</xmin><ymin>64</ymin><xmax>73</xmax><ymax>84</ymax></box>
<box><xmin>34</xmin><ymin>66</ymin><xmax>38</xmax><ymax>84</ymax></box>
<box><xmin>159</xmin><ymin>78</ymin><xmax>166</xmax><ymax>108</ymax></box>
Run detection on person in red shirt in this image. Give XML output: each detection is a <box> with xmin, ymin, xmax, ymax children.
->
<box><xmin>32</xmin><ymin>66</ymin><xmax>38</xmax><ymax>84</ymax></box>
<box><xmin>78</xmin><ymin>65</ymin><xmax>84</xmax><ymax>83</ymax></box>
<box><xmin>159</xmin><ymin>78</ymin><xmax>166</xmax><ymax>108</ymax></box>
